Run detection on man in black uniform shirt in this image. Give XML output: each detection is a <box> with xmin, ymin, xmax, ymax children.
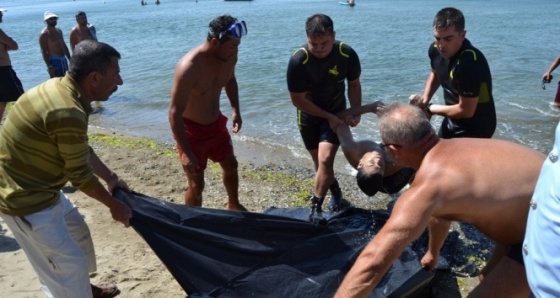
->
<box><xmin>412</xmin><ymin>7</ymin><xmax>496</xmax><ymax>139</ymax></box>
<box><xmin>286</xmin><ymin>13</ymin><xmax>362</xmax><ymax>223</ymax></box>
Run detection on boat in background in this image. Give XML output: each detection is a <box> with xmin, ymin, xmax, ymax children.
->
<box><xmin>339</xmin><ymin>0</ymin><xmax>355</xmax><ymax>6</ymax></box>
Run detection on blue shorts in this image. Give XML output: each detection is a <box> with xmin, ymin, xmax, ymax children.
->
<box><xmin>49</xmin><ymin>56</ymin><xmax>69</xmax><ymax>77</ymax></box>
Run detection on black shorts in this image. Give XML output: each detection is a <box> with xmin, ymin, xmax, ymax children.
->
<box><xmin>439</xmin><ymin>117</ymin><xmax>495</xmax><ymax>139</ymax></box>
<box><xmin>297</xmin><ymin>110</ymin><xmax>339</xmax><ymax>150</ymax></box>
<box><xmin>0</xmin><ymin>66</ymin><xmax>24</xmax><ymax>102</ymax></box>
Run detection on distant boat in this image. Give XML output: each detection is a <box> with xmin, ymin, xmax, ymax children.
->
<box><xmin>225</xmin><ymin>0</ymin><xmax>253</xmax><ymax>1</ymax></box>
<box><xmin>339</xmin><ymin>0</ymin><xmax>355</xmax><ymax>6</ymax></box>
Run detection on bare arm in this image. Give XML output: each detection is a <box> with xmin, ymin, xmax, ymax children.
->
<box><xmin>420</xmin><ymin>217</ymin><xmax>451</xmax><ymax>270</ymax></box>
<box><xmin>428</xmin><ymin>95</ymin><xmax>478</xmax><ymax>119</ymax></box>
<box><xmin>69</xmin><ymin>28</ymin><xmax>78</xmax><ymax>53</ymax></box>
<box><xmin>346</xmin><ymin>77</ymin><xmax>362</xmax><ymax>126</ymax></box>
<box><xmin>543</xmin><ymin>55</ymin><xmax>560</xmax><ymax>80</ymax></box>
<box><xmin>335</xmin><ymin>186</ymin><xmax>436</xmax><ymax>297</ymax></box>
<box><xmin>289</xmin><ymin>91</ymin><xmax>344</xmax><ymax>131</ymax></box>
<box><xmin>80</xmin><ymin>150</ymin><xmax>132</xmax><ymax>227</ymax></box>
<box><xmin>39</xmin><ymin>31</ymin><xmax>53</xmax><ymax>68</ymax></box>
<box><xmin>0</xmin><ymin>29</ymin><xmax>18</xmax><ymax>50</ymax></box>
<box><xmin>224</xmin><ymin>71</ymin><xmax>242</xmax><ymax>133</ymax></box>
<box><xmin>60</xmin><ymin>29</ymin><xmax>71</xmax><ymax>60</ymax></box>
<box><xmin>336</xmin><ymin>101</ymin><xmax>383</xmax><ymax>120</ymax></box>
<box><xmin>90</xmin><ymin>149</ymin><xmax>130</xmax><ymax>193</ymax></box>
<box><xmin>169</xmin><ymin>58</ymin><xmax>199</xmax><ymax>174</ymax></box>
<box><xmin>419</xmin><ymin>69</ymin><xmax>440</xmax><ymax>108</ymax></box>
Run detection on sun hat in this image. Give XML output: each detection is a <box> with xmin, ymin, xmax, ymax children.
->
<box><xmin>44</xmin><ymin>11</ymin><xmax>58</xmax><ymax>21</ymax></box>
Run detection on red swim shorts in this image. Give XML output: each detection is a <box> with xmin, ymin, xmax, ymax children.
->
<box><xmin>177</xmin><ymin>113</ymin><xmax>233</xmax><ymax>173</ymax></box>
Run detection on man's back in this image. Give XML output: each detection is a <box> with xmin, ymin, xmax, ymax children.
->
<box><xmin>413</xmin><ymin>137</ymin><xmax>545</xmax><ymax>243</ymax></box>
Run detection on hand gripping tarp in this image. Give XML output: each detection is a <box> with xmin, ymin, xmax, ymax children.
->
<box><xmin>114</xmin><ymin>190</ymin><xmax>460</xmax><ymax>297</ymax></box>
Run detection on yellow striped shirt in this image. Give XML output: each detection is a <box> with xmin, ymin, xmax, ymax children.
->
<box><xmin>0</xmin><ymin>74</ymin><xmax>98</xmax><ymax>216</ymax></box>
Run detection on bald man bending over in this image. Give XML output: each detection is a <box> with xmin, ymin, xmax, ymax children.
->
<box><xmin>335</xmin><ymin>103</ymin><xmax>545</xmax><ymax>298</ymax></box>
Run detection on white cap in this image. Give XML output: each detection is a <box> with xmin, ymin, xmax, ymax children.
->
<box><xmin>44</xmin><ymin>11</ymin><xmax>58</xmax><ymax>21</ymax></box>
<box><xmin>0</xmin><ymin>8</ymin><xmax>7</xmax><ymax>12</ymax></box>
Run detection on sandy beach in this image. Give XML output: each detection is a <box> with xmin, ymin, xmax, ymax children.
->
<box><xmin>0</xmin><ymin>128</ymin><xmax>484</xmax><ymax>297</ymax></box>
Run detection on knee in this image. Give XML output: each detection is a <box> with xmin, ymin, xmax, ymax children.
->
<box><xmin>188</xmin><ymin>179</ymin><xmax>205</xmax><ymax>194</ymax></box>
<box><xmin>222</xmin><ymin>157</ymin><xmax>238</xmax><ymax>173</ymax></box>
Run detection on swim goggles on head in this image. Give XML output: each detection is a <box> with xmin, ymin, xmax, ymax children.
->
<box><xmin>218</xmin><ymin>20</ymin><xmax>247</xmax><ymax>40</ymax></box>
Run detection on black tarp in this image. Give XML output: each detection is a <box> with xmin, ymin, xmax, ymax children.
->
<box><xmin>114</xmin><ymin>190</ymin><xmax>461</xmax><ymax>297</ymax></box>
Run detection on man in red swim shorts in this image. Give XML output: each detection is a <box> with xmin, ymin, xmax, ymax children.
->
<box><xmin>169</xmin><ymin>15</ymin><xmax>247</xmax><ymax>211</ymax></box>
<box><xmin>178</xmin><ymin>114</ymin><xmax>234</xmax><ymax>175</ymax></box>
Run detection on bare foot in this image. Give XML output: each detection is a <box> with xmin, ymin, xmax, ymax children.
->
<box><xmin>226</xmin><ymin>202</ymin><xmax>248</xmax><ymax>211</ymax></box>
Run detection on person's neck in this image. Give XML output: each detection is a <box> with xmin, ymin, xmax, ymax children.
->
<box><xmin>410</xmin><ymin>134</ymin><xmax>439</xmax><ymax>169</ymax></box>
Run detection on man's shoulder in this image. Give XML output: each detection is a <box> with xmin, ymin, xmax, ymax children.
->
<box><xmin>289</xmin><ymin>46</ymin><xmax>311</xmax><ymax>65</ymax></box>
<box><xmin>458</xmin><ymin>39</ymin><xmax>486</xmax><ymax>61</ymax></box>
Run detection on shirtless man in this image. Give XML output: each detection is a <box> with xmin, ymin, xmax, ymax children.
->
<box><xmin>335</xmin><ymin>103</ymin><xmax>545</xmax><ymax>298</ymax></box>
<box><xmin>169</xmin><ymin>15</ymin><xmax>247</xmax><ymax>211</ymax></box>
<box><xmin>39</xmin><ymin>11</ymin><xmax>71</xmax><ymax>78</ymax></box>
<box><xmin>0</xmin><ymin>8</ymin><xmax>24</xmax><ymax>122</ymax></box>
<box><xmin>336</xmin><ymin>102</ymin><xmax>414</xmax><ymax>197</ymax></box>
<box><xmin>69</xmin><ymin>11</ymin><xmax>97</xmax><ymax>53</ymax></box>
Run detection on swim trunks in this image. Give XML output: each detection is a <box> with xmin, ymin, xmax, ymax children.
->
<box><xmin>0</xmin><ymin>66</ymin><xmax>24</xmax><ymax>102</ymax></box>
<box><xmin>297</xmin><ymin>110</ymin><xmax>341</xmax><ymax>150</ymax></box>
<box><xmin>380</xmin><ymin>167</ymin><xmax>415</xmax><ymax>194</ymax></box>
<box><xmin>48</xmin><ymin>56</ymin><xmax>69</xmax><ymax>77</ymax></box>
<box><xmin>177</xmin><ymin>113</ymin><xmax>233</xmax><ymax>173</ymax></box>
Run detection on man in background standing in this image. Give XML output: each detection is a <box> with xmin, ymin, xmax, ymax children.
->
<box><xmin>169</xmin><ymin>15</ymin><xmax>247</xmax><ymax>211</ymax></box>
<box><xmin>39</xmin><ymin>11</ymin><xmax>71</xmax><ymax>78</ymax></box>
<box><xmin>0</xmin><ymin>8</ymin><xmax>24</xmax><ymax>123</ymax></box>
<box><xmin>286</xmin><ymin>13</ymin><xmax>362</xmax><ymax>223</ymax></box>
<box><xmin>70</xmin><ymin>11</ymin><xmax>98</xmax><ymax>53</ymax></box>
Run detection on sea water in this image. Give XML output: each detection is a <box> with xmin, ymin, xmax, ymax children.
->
<box><xmin>2</xmin><ymin>0</ymin><xmax>560</xmax><ymax>170</ymax></box>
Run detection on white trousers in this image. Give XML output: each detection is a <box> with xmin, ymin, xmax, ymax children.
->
<box><xmin>0</xmin><ymin>192</ymin><xmax>96</xmax><ymax>298</ymax></box>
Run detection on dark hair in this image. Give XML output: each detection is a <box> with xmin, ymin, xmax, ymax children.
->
<box><xmin>207</xmin><ymin>14</ymin><xmax>237</xmax><ymax>42</ymax></box>
<box><xmin>305</xmin><ymin>14</ymin><xmax>334</xmax><ymax>37</ymax></box>
<box><xmin>433</xmin><ymin>7</ymin><xmax>465</xmax><ymax>32</ymax></box>
<box><xmin>356</xmin><ymin>167</ymin><xmax>383</xmax><ymax>197</ymax></box>
<box><xmin>76</xmin><ymin>11</ymin><xmax>86</xmax><ymax>17</ymax></box>
<box><xmin>379</xmin><ymin>167</ymin><xmax>415</xmax><ymax>194</ymax></box>
<box><xmin>68</xmin><ymin>40</ymin><xmax>121</xmax><ymax>83</ymax></box>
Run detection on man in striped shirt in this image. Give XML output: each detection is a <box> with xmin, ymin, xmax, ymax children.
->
<box><xmin>0</xmin><ymin>40</ymin><xmax>130</xmax><ymax>298</ymax></box>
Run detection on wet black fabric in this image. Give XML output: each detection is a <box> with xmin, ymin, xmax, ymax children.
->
<box><xmin>114</xmin><ymin>190</ymin><xmax>460</xmax><ymax>297</ymax></box>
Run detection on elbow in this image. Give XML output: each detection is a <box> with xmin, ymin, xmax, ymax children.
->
<box><xmin>457</xmin><ymin>109</ymin><xmax>476</xmax><ymax>119</ymax></box>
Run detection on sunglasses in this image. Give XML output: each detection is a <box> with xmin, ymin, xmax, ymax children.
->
<box><xmin>218</xmin><ymin>20</ymin><xmax>247</xmax><ymax>40</ymax></box>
